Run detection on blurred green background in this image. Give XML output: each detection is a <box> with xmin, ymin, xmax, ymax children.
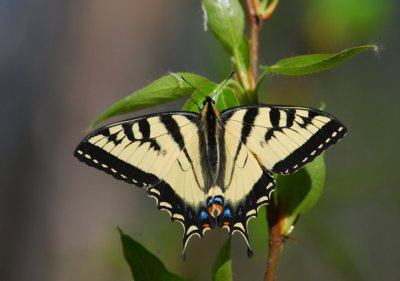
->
<box><xmin>1</xmin><ymin>0</ymin><xmax>399</xmax><ymax>280</ymax></box>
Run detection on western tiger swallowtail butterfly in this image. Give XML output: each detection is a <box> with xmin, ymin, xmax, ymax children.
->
<box><xmin>74</xmin><ymin>86</ymin><xmax>346</xmax><ymax>257</ymax></box>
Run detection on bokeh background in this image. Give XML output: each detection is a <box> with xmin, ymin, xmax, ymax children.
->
<box><xmin>1</xmin><ymin>0</ymin><xmax>399</xmax><ymax>280</ymax></box>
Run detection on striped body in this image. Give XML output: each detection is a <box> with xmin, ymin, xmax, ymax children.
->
<box><xmin>75</xmin><ymin>97</ymin><xmax>347</xmax><ymax>256</ymax></box>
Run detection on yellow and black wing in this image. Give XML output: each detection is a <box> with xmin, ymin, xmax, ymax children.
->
<box><xmin>74</xmin><ymin>112</ymin><xmax>212</xmax><ymax>252</ymax></box>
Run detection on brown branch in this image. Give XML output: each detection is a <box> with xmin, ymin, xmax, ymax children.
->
<box><xmin>244</xmin><ymin>1</ymin><xmax>283</xmax><ymax>281</ymax></box>
<box><xmin>245</xmin><ymin>0</ymin><xmax>279</xmax><ymax>91</ymax></box>
<box><xmin>245</xmin><ymin>0</ymin><xmax>262</xmax><ymax>91</ymax></box>
<box><xmin>264</xmin><ymin>203</ymin><xmax>284</xmax><ymax>281</ymax></box>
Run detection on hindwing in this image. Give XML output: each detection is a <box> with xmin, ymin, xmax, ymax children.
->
<box><xmin>220</xmin><ymin>126</ymin><xmax>275</xmax><ymax>251</ymax></box>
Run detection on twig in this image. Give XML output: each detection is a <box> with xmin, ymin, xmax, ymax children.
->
<box><xmin>244</xmin><ymin>1</ymin><xmax>282</xmax><ymax>280</ymax></box>
<box><xmin>262</xmin><ymin>0</ymin><xmax>280</xmax><ymax>21</ymax></box>
<box><xmin>245</xmin><ymin>0</ymin><xmax>262</xmax><ymax>90</ymax></box>
<box><xmin>264</xmin><ymin>203</ymin><xmax>284</xmax><ymax>281</ymax></box>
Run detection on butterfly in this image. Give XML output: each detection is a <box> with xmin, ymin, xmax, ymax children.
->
<box><xmin>74</xmin><ymin>91</ymin><xmax>346</xmax><ymax>257</ymax></box>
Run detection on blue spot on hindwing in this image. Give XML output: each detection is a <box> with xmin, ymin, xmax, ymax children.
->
<box><xmin>200</xmin><ymin>210</ymin><xmax>208</xmax><ymax>220</ymax></box>
<box><xmin>223</xmin><ymin>208</ymin><xmax>232</xmax><ymax>218</ymax></box>
<box><xmin>213</xmin><ymin>196</ymin><xmax>224</xmax><ymax>205</ymax></box>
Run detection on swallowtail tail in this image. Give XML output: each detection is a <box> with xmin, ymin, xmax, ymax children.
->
<box><xmin>74</xmin><ymin>95</ymin><xmax>346</xmax><ymax>256</ymax></box>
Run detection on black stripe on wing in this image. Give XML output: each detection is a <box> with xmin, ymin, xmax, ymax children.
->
<box><xmin>75</xmin><ymin>141</ymin><xmax>161</xmax><ymax>186</ymax></box>
<box><xmin>222</xmin><ymin>105</ymin><xmax>347</xmax><ymax>175</ymax></box>
<box><xmin>272</xmin><ymin>114</ymin><xmax>347</xmax><ymax>174</ymax></box>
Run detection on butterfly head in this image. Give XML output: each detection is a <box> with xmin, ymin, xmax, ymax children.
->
<box><xmin>202</xmin><ymin>96</ymin><xmax>215</xmax><ymax>107</ymax></box>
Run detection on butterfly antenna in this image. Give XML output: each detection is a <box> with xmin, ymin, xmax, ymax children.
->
<box><xmin>180</xmin><ymin>76</ymin><xmax>207</xmax><ymax>98</ymax></box>
<box><xmin>188</xmin><ymin>95</ymin><xmax>202</xmax><ymax>111</ymax></box>
<box><xmin>211</xmin><ymin>71</ymin><xmax>235</xmax><ymax>100</ymax></box>
<box><xmin>181</xmin><ymin>76</ymin><xmax>206</xmax><ymax>111</ymax></box>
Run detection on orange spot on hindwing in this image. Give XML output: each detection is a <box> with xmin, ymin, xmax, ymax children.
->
<box><xmin>207</xmin><ymin>196</ymin><xmax>224</xmax><ymax>218</ymax></box>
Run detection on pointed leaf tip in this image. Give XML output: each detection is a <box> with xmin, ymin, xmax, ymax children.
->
<box><xmin>262</xmin><ymin>45</ymin><xmax>377</xmax><ymax>76</ymax></box>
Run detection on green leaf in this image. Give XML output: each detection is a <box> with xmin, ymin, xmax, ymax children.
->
<box><xmin>275</xmin><ymin>154</ymin><xmax>326</xmax><ymax>234</ymax></box>
<box><xmin>118</xmin><ymin>228</ymin><xmax>186</xmax><ymax>281</ymax></box>
<box><xmin>262</xmin><ymin>45</ymin><xmax>376</xmax><ymax>76</ymax></box>
<box><xmin>89</xmin><ymin>72</ymin><xmax>211</xmax><ymax>129</ymax></box>
<box><xmin>203</xmin><ymin>0</ymin><xmax>245</xmax><ymax>52</ymax></box>
<box><xmin>212</xmin><ymin>238</ymin><xmax>232</xmax><ymax>281</ymax></box>
<box><xmin>215</xmin><ymin>87</ymin><xmax>241</xmax><ymax>111</ymax></box>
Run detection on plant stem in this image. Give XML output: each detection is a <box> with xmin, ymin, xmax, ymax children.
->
<box><xmin>244</xmin><ymin>1</ymin><xmax>283</xmax><ymax>280</ymax></box>
<box><xmin>245</xmin><ymin>0</ymin><xmax>262</xmax><ymax>91</ymax></box>
<box><xmin>264</xmin><ymin>203</ymin><xmax>284</xmax><ymax>281</ymax></box>
<box><xmin>262</xmin><ymin>0</ymin><xmax>280</xmax><ymax>21</ymax></box>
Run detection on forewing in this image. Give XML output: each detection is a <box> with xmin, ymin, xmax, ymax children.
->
<box><xmin>74</xmin><ymin>112</ymin><xmax>213</xmax><ymax>252</ymax></box>
<box><xmin>222</xmin><ymin>105</ymin><xmax>347</xmax><ymax>175</ymax></box>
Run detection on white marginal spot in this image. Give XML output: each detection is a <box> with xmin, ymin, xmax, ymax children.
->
<box><xmin>293</xmin><ymin>164</ymin><xmax>298</xmax><ymax>169</ymax></box>
<box><xmin>102</xmin><ymin>164</ymin><xmax>108</xmax><ymax>168</ymax></box>
<box><xmin>246</xmin><ymin>209</ymin><xmax>257</xmax><ymax>217</ymax></box>
<box><xmin>111</xmin><ymin>168</ymin><xmax>117</xmax><ymax>173</ymax></box>
<box><xmin>150</xmin><ymin>188</ymin><xmax>160</xmax><ymax>196</ymax></box>
<box><xmin>120</xmin><ymin>174</ymin><xmax>127</xmax><ymax>179</ymax></box>
<box><xmin>311</xmin><ymin>150</ymin><xmax>316</xmax><ymax>156</ymax></box>
<box><xmin>302</xmin><ymin>157</ymin><xmax>308</xmax><ymax>163</ymax></box>
<box><xmin>318</xmin><ymin>144</ymin><xmax>323</xmax><ymax>149</ymax></box>
<box><xmin>267</xmin><ymin>183</ymin><xmax>274</xmax><ymax>189</ymax></box>
<box><xmin>159</xmin><ymin>201</ymin><xmax>172</xmax><ymax>209</ymax></box>
<box><xmin>84</xmin><ymin>154</ymin><xmax>91</xmax><ymax>159</ymax></box>
<box><xmin>172</xmin><ymin>214</ymin><xmax>184</xmax><ymax>221</ymax></box>
<box><xmin>325</xmin><ymin>138</ymin><xmax>331</xmax><ymax>143</ymax></box>
<box><xmin>332</xmin><ymin>131</ymin><xmax>338</xmax><ymax>137</ymax></box>
<box><xmin>257</xmin><ymin>196</ymin><xmax>268</xmax><ymax>204</ymax></box>
<box><xmin>93</xmin><ymin>159</ymin><xmax>99</xmax><ymax>164</ymax></box>
<box><xmin>285</xmin><ymin>169</ymin><xmax>289</xmax><ymax>173</ymax></box>
<box><xmin>338</xmin><ymin>127</ymin><xmax>344</xmax><ymax>132</ymax></box>
<box><xmin>234</xmin><ymin>222</ymin><xmax>245</xmax><ymax>232</ymax></box>
<box><xmin>186</xmin><ymin>225</ymin><xmax>199</xmax><ymax>235</ymax></box>
<box><xmin>77</xmin><ymin>150</ymin><xmax>83</xmax><ymax>155</ymax></box>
